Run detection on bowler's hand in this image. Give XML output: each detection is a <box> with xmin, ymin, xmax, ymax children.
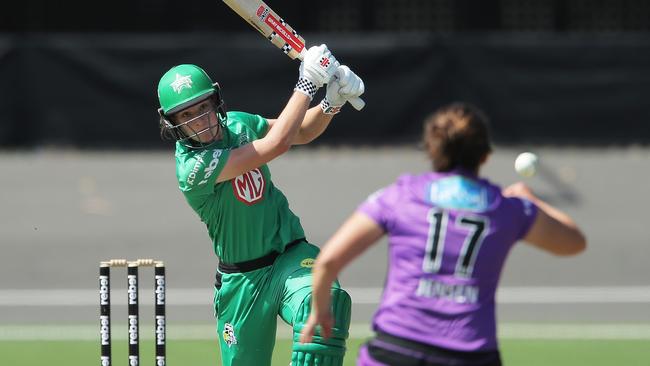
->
<box><xmin>299</xmin><ymin>311</ymin><xmax>333</xmax><ymax>344</ymax></box>
<box><xmin>503</xmin><ymin>182</ymin><xmax>536</xmax><ymax>201</ymax></box>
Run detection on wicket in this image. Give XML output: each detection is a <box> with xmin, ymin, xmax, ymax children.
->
<box><xmin>99</xmin><ymin>259</ymin><xmax>166</xmax><ymax>366</ymax></box>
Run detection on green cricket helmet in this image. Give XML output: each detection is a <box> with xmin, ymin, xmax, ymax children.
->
<box><xmin>157</xmin><ymin>64</ymin><xmax>227</xmax><ymax>148</ymax></box>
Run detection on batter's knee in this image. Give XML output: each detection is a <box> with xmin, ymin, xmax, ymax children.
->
<box><xmin>291</xmin><ymin>288</ymin><xmax>351</xmax><ymax>366</ymax></box>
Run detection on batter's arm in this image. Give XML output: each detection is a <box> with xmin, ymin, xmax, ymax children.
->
<box><xmin>266</xmin><ymin>105</ymin><xmax>334</xmax><ymax>145</ymax></box>
<box><xmin>266</xmin><ymin>64</ymin><xmax>364</xmax><ymax>145</ymax></box>
<box><xmin>216</xmin><ymin>92</ymin><xmax>309</xmax><ymax>183</ymax></box>
<box><xmin>215</xmin><ymin>45</ymin><xmax>339</xmax><ymax>183</ymax></box>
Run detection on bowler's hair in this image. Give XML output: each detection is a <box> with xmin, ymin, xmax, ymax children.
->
<box><xmin>422</xmin><ymin>103</ymin><xmax>492</xmax><ymax>172</ymax></box>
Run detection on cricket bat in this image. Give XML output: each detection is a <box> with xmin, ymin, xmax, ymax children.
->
<box><xmin>222</xmin><ymin>0</ymin><xmax>366</xmax><ymax>110</ymax></box>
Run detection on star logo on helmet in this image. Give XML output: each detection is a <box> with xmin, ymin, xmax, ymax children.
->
<box><xmin>170</xmin><ymin>73</ymin><xmax>193</xmax><ymax>94</ymax></box>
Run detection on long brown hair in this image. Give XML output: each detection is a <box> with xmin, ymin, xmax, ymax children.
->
<box><xmin>422</xmin><ymin>103</ymin><xmax>492</xmax><ymax>173</ymax></box>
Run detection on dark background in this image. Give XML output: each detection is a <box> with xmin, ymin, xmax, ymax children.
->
<box><xmin>1</xmin><ymin>0</ymin><xmax>649</xmax><ymax>148</ymax></box>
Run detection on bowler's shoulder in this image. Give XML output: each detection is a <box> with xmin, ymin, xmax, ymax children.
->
<box><xmin>396</xmin><ymin>171</ymin><xmax>441</xmax><ymax>190</ymax></box>
<box><xmin>383</xmin><ymin>173</ymin><xmax>423</xmax><ymax>198</ymax></box>
<box><xmin>395</xmin><ymin>172</ymin><xmax>421</xmax><ymax>185</ymax></box>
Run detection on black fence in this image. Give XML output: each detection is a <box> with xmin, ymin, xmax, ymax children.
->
<box><xmin>3</xmin><ymin>0</ymin><xmax>650</xmax><ymax>32</ymax></box>
<box><xmin>1</xmin><ymin>32</ymin><xmax>649</xmax><ymax>148</ymax></box>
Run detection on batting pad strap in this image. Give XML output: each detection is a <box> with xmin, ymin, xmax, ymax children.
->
<box><xmin>320</xmin><ymin>98</ymin><xmax>343</xmax><ymax>115</ymax></box>
<box><xmin>293</xmin><ymin>325</ymin><xmax>349</xmax><ymax>343</ymax></box>
<box><xmin>295</xmin><ymin>77</ymin><xmax>318</xmax><ymax>100</ymax></box>
<box><xmin>292</xmin><ymin>326</ymin><xmax>348</xmax><ymax>355</ymax></box>
<box><xmin>293</xmin><ymin>341</ymin><xmax>346</xmax><ymax>354</ymax></box>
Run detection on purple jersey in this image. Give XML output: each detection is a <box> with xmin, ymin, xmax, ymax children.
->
<box><xmin>358</xmin><ymin>170</ymin><xmax>537</xmax><ymax>352</ymax></box>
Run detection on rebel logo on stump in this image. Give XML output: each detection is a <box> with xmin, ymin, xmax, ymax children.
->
<box><xmin>232</xmin><ymin>168</ymin><xmax>265</xmax><ymax>205</ymax></box>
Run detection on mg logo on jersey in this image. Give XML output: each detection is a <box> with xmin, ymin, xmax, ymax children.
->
<box><xmin>232</xmin><ymin>168</ymin><xmax>265</xmax><ymax>205</ymax></box>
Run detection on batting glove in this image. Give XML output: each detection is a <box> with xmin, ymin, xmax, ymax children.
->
<box><xmin>295</xmin><ymin>44</ymin><xmax>340</xmax><ymax>100</ymax></box>
<box><xmin>320</xmin><ymin>65</ymin><xmax>365</xmax><ymax>114</ymax></box>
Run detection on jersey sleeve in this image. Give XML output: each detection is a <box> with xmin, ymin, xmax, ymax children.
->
<box><xmin>176</xmin><ymin>146</ymin><xmax>230</xmax><ymax>208</ymax></box>
<box><xmin>509</xmin><ymin>196</ymin><xmax>539</xmax><ymax>240</ymax></box>
<box><xmin>356</xmin><ymin>182</ymin><xmax>401</xmax><ymax>232</ymax></box>
<box><xmin>230</xmin><ymin>111</ymin><xmax>269</xmax><ymax>138</ymax></box>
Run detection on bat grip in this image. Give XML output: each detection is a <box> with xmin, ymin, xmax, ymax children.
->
<box><xmin>347</xmin><ymin>96</ymin><xmax>365</xmax><ymax>111</ymax></box>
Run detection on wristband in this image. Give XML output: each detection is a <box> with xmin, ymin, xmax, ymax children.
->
<box><xmin>320</xmin><ymin>97</ymin><xmax>343</xmax><ymax>115</ymax></box>
<box><xmin>294</xmin><ymin>77</ymin><xmax>318</xmax><ymax>100</ymax></box>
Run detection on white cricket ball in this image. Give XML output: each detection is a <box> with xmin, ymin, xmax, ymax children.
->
<box><xmin>514</xmin><ymin>152</ymin><xmax>538</xmax><ymax>177</ymax></box>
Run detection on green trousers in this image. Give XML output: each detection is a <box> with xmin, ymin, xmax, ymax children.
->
<box><xmin>213</xmin><ymin>241</ymin><xmax>341</xmax><ymax>366</ymax></box>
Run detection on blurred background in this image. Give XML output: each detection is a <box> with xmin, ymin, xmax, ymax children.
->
<box><xmin>1</xmin><ymin>0</ymin><xmax>649</xmax><ymax>364</ymax></box>
<box><xmin>2</xmin><ymin>0</ymin><xmax>650</xmax><ymax>147</ymax></box>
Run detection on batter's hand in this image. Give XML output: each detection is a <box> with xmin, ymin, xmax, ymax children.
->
<box><xmin>320</xmin><ymin>65</ymin><xmax>365</xmax><ymax>114</ymax></box>
<box><xmin>299</xmin><ymin>310</ymin><xmax>334</xmax><ymax>344</ymax></box>
<box><xmin>299</xmin><ymin>44</ymin><xmax>340</xmax><ymax>88</ymax></box>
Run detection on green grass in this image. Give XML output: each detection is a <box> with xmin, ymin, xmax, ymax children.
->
<box><xmin>0</xmin><ymin>338</ymin><xmax>648</xmax><ymax>365</ymax></box>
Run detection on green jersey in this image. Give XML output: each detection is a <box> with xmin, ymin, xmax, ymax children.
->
<box><xmin>175</xmin><ymin>111</ymin><xmax>305</xmax><ymax>263</ymax></box>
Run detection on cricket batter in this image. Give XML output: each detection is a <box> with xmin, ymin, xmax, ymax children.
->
<box><xmin>156</xmin><ymin>45</ymin><xmax>364</xmax><ymax>366</ymax></box>
<box><xmin>301</xmin><ymin>103</ymin><xmax>587</xmax><ymax>366</ymax></box>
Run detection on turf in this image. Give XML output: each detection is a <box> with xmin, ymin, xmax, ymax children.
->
<box><xmin>0</xmin><ymin>338</ymin><xmax>647</xmax><ymax>365</ymax></box>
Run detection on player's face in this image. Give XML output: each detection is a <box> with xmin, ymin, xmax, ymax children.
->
<box><xmin>172</xmin><ymin>100</ymin><xmax>221</xmax><ymax>144</ymax></box>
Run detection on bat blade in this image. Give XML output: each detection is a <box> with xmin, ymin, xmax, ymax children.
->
<box><xmin>223</xmin><ymin>0</ymin><xmax>305</xmax><ymax>60</ymax></box>
<box><xmin>222</xmin><ymin>0</ymin><xmax>365</xmax><ymax>110</ymax></box>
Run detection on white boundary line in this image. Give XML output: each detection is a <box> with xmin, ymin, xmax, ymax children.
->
<box><xmin>2</xmin><ymin>286</ymin><xmax>650</xmax><ymax>306</ymax></box>
<box><xmin>2</xmin><ymin>323</ymin><xmax>650</xmax><ymax>341</ymax></box>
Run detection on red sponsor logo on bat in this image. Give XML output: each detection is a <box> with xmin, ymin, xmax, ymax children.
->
<box><xmin>264</xmin><ymin>14</ymin><xmax>304</xmax><ymax>53</ymax></box>
<box><xmin>257</xmin><ymin>6</ymin><xmax>269</xmax><ymax>22</ymax></box>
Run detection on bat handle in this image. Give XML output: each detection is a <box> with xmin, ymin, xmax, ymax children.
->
<box><xmin>348</xmin><ymin>96</ymin><xmax>365</xmax><ymax>111</ymax></box>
